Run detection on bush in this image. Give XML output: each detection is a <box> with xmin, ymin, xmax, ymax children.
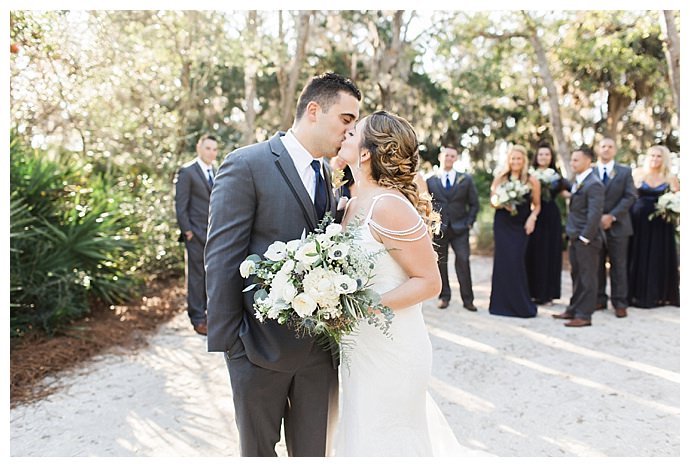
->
<box><xmin>10</xmin><ymin>136</ymin><xmax>138</xmax><ymax>336</ymax></box>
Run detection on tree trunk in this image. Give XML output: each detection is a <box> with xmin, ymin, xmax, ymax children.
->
<box><xmin>242</xmin><ymin>11</ymin><xmax>258</xmax><ymax>145</ymax></box>
<box><xmin>279</xmin><ymin>11</ymin><xmax>312</xmax><ymax>129</ymax></box>
<box><xmin>522</xmin><ymin>12</ymin><xmax>571</xmax><ymax>176</ymax></box>
<box><xmin>659</xmin><ymin>10</ymin><xmax>680</xmax><ymax>123</ymax></box>
<box><xmin>369</xmin><ymin>11</ymin><xmax>405</xmax><ymax>110</ymax></box>
<box><xmin>606</xmin><ymin>90</ymin><xmax>632</xmax><ymax>146</ymax></box>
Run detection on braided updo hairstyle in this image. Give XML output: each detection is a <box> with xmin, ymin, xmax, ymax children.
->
<box><xmin>360</xmin><ymin>110</ymin><xmax>437</xmax><ymax>234</ymax></box>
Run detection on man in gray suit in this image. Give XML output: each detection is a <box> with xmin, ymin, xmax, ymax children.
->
<box><xmin>553</xmin><ymin>146</ymin><xmax>604</xmax><ymax>327</ymax></box>
<box><xmin>174</xmin><ymin>134</ymin><xmax>218</xmax><ymax>336</ymax></box>
<box><xmin>595</xmin><ymin>137</ymin><xmax>637</xmax><ymax>318</ymax></box>
<box><xmin>205</xmin><ymin>73</ymin><xmax>361</xmax><ymax>457</ymax></box>
<box><xmin>427</xmin><ymin>147</ymin><xmax>479</xmax><ymax>311</ymax></box>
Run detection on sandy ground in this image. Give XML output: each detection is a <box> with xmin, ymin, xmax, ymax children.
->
<box><xmin>9</xmin><ymin>255</ymin><xmax>681</xmax><ymax>457</ymax></box>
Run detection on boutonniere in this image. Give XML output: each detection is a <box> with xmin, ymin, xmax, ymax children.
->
<box><xmin>609</xmin><ymin>168</ymin><xmax>617</xmax><ymax>180</ymax></box>
<box><xmin>456</xmin><ymin>174</ymin><xmax>466</xmax><ymax>185</ymax></box>
<box><xmin>331</xmin><ymin>169</ymin><xmax>346</xmax><ymax>190</ymax></box>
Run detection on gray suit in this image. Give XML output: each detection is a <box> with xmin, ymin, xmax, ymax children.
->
<box><xmin>427</xmin><ymin>172</ymin><xmax>479</xmax><ymax>306</ymax></box>
<box><xmin>595</xmin><ymin>163</ymin><xmax>637</xmax><ymax>308</ymax></box>
<box><xmin>565</xmin><ymin>171</ymin><xmax>605</xmax><ymax>320</ymax></box>
<box><xmin>174</xmin><ymin>160</ymin><xmax>214</xmax><ymax>326</ymax></box>
<box><xmin>205</xmin><ymin>132</ymin><xmax>337</xmax><ymax>457</ymax></box>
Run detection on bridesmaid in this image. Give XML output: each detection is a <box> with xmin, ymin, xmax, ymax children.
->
<box><xmin>489</xmin><ymin>145</ymin><xmax>541</xmax><ymax>318</ymax></box>
<box><xmin>525</xmin><ymin>142</ymin><xmax>570</xmax><ymax>305</ymax></box>
<box><xmin>628</xmin><ymin>145</ymin><xmax>680</xmax><ymax>308</ymax></box>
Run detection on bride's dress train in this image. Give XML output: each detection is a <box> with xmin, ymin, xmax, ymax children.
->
<box><xmin>331</xmin><ymin>194</ymin><xmax>491</xmax><ymax>457</ymax></box>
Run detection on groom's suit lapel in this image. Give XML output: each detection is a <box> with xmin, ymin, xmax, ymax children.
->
<box><xmin>270</xmin><ymin>135</ymin><xmax>318</xmax><ymax>231</ymax></box>
<box><xmin>192</xmin><ymin>163</ymin><xmax>212</xmax><ymax>193</ymax></box>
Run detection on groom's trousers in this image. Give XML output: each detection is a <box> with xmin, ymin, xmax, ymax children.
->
<box><xmin>224</xmin><ymin>343</ymin><xmax>338</xmax><ymax>456</ymax></box>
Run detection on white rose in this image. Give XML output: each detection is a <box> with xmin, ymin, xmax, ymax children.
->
<box><xmin>328</xmin><ymin>243</ymin><xmax>350</xmax><ymax>261</ymax></box>
<box><xmin>265</xmin><ymin>241</ymin><xmax>288</xmax><ymax>262</ymax></box>
<box><xmin>292</xmin><ymin>293</ymin><xmax>317</xmax><ymax>318</ymax></box>
<box><xmin>325</xmin><ymin>223</ymin><xmax>343</xmax><ymax>238</ymax></box>
<box><xmin>295</xmin><ymin>241</ymin><xmax>321</xmax><ymax>265</ymax></box>
<box><xmin>239</xmin><ymin>259</ymin><xmax>256</xmax><ymax>278</ymax></box>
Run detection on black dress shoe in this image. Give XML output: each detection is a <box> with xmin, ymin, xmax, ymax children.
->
<box><xmin>463</xmin><ymin>303</ymin><xmax>478</xmax><ymax>312</ymax></box>
<box><xmin>437</xmin><ymin>299</ymin><xmax>449</xmax><ymax>309</ymax></box>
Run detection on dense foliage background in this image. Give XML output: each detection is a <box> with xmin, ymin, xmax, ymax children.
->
<box><xmin>9</xmin><ymin>10</ymin><xmax>680</xmax><ymax>335</ymax></box>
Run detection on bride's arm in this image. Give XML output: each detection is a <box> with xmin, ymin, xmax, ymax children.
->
<box><xmin>368</xmin><ymin>196</ymin><xmax>441</xmax><ymax>312</ymax></box>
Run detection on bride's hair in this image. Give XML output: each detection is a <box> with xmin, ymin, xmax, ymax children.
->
<box><xmin>360</xmin><ymin>110</ymin><xmax>436</xmax><ymax>233</ymax></box>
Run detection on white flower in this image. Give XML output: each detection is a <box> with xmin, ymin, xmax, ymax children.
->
<box><xmin>295</xmin><ymin>241</ymin><xmax>321</xmax><ymax>265</ymax></box>
<box><xmin>281</xmin><ymin>283</ymin><xmax>298</xmax><ymax>303</ymax></box>
<box><xmin>239</xmin><ymin>259</ymin><xmax>256</xmax><ymax>278</ymax></box>
<box><xmin>265</xmin><ymin>241</ymin><xmax>288</xmax><ymax>262</ymax></box>
<box><xmin>334</xmin><ymin>274</ymin><xmax>358</xmax><ymax>294</ymax></box>
<box><xmin>316</xmin><ymin>233</ymin><xmax>334</xmax><ymax>249</ymax></box>
<box><xmin>303</xmin><ymin>267</ymin><xmax>340</xmax><ymax>308</ymax></box>
<box><xmin>328</xmin><ymin>243</ymin><xmax>350</xmax><ymax>261</ymax></box>
<box><xmin>254</xmin><ymin>308</ymin><xmax>265</xmax><ymax>322</ymax></box>
<box><xmin>325</xmin><ymin>223</ymin><xmax>343</xmax><ymax>238</ymax></box>
<box><xmin>292</xmin><ymin>293</ymin><xmax>317</xmax><ymax>318</ymax></box>
<box><xmin>286</xmin><ymin>239</ymin><xmax>302</xmax><ymax>252</ymax></box>
<box><xmin>280</xmin><ymin>259</ymin><xmax>295</xmax><ymax>274</ymax></box>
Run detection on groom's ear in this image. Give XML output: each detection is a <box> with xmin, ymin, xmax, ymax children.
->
<box><xmin>305</xmin><ymin>101</ymin><xmax>320</xmax><ymax>122</ymax></box>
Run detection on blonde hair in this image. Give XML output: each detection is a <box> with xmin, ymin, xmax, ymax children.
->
<box><xmin>645</xmin><ymin>145</ymin><xmax>673</xmax><ymax>180</ymax></box>
<box><xmin>497</xmin><ymin>144</ymin><xmax>530</xmax><ymax>184</ymax></box>
<box><xmin>361</xmin><ymin>110</ymin><xmax>436</xmax><ymax>233</ymax></box>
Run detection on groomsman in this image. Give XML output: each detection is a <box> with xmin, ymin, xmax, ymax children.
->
<box><xmin>595</xmin><ymin>137</ymin><xmax>636</xmax><ymax>318</ymax></box>
<box><xmin>427</xmin><ymin>147</ymin><xmax>479</xmax><ymax>311</ymax></box>
<box><xmin>553</xmin><ymin>146</ymin><xmax>604</xmax><ymax>327</ymax></box>
<box><xmin>174</xmin><ymin>134</ymin><xmax>218</xmax><ymax>336</ymax></box>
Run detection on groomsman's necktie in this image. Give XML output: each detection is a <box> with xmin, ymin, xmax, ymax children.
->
<box><xmin>445</xmin><ymin>175</ymin><xmax>452</xmax><ymax>190</ymax></box>
<box><xmin>602</xmin><ymin>167</ymin><xmax>609</xmax><ymax>185</ymax></box>
<box><xmin>207</xmin><ymin>169</ymin><xmax>214</xmax><ymax>187</ymax></box>
<box><xmin>311</xmin><ymin>160</ymin><xmax>327</xmax><ymax>220</ymax></box>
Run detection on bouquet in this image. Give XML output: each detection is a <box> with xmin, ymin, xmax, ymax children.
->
<box><xmin>649</xmin><ymin>191</ymin><xmax>680</xmax><ymax>227</ymax></box>
<box><xmin>529</xmin><ymin>167</ymin><xmax>561</xmax><ymax>202</ymax></box>
<box><xmin>239</xmin><ymin>215</ymin><xmax>394</xmax><ymax>362</ymax></box>
<box><xmin>490</xmin><ymin>178</ymin><xmax>532</xmax><ymax>215</ymax></box>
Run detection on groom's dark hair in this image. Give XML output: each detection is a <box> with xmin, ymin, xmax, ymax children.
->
<box><xmin>294</xmin><ymin>72</ymin><xmax>361</xmax><ymax>121</ymax></box>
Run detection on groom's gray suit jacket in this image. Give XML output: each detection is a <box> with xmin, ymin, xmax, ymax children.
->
<box><xmin>205</xmin><ymin>132</ymin><xmax>336</xmax><ymax>371</ymax></box>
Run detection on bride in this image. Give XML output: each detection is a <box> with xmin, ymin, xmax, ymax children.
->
<box><xmin>331</xmin><ymin>110</ymin><xmax>478</xmax><ymax>456</ymax></box>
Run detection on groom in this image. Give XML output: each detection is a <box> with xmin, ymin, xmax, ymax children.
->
<box><xmin>205</xmin><ymin>72</ymin><xmax>361</xmax><ymax>456</ymax></box>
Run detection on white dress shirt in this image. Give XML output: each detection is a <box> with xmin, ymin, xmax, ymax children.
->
<box><xmin>597</xmin><ymin>160</ymin><xmax>614</xmax><ymax>180</ymax></box>
<box><xmin>281</xmin><ymin>129</ymin><xmax>323</xmax><ymax>201</ymax></box>
<box><xmin>196</xmin><ymin>158</ymin><xmax>215</xmax><ymax>182</ymax></box>
<box><xmin>439</xmin><ymin>169</ymin><xmax>456</xmax><ymax>187</ymax></box>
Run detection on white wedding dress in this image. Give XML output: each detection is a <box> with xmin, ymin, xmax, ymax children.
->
<box><xmin>331</xmin><ymin>194</ymin><xmax>481</xmax><ymax>457</ymax></box>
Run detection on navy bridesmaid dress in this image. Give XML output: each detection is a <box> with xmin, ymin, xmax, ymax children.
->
<box><xmin>490</xmin><ymin>194</ymin><xmax>538</xmax><ymax>318</ymax></box>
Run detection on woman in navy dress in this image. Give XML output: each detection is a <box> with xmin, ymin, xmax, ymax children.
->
<box><xmin>628</xmin><ymin>145</ymin><xmax>680</xmax><ymax>308</ymax></box>
<box><xmin>489</xmin><ymin>145</ymin><xmax>541</xmax><ymax>318</ymax></box>
<box><xmin>525</xmin><ymin>142</ymin><xmax>570</xmax><ymax>305</ymax></box>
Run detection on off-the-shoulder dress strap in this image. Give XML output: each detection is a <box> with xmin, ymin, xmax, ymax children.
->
<box><xmin>365</xmin><ymin>193</ymin><xmax>426</xmax><ymax>242</ymax></box>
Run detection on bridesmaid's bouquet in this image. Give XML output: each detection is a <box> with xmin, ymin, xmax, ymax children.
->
<box><xmin>649</xmin><ymin>191</ymin><xmax>680</xmax><ymax>227</ymax></box>
<box><xmin>529</xmin><ymin>167</ymin><xmax>561</xmax><ymax>202</ymax></box>
<box><xmin>491</xmin><ymin>179</ymin><xmax>532</xmax><ymax>216</ymax></box>
<box><xmin>239</xmin><ymin>215</ymin><xmax>393</xmax><ymax>360</ymax></box>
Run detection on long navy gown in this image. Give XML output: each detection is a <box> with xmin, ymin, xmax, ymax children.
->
<box><xmin>627</xmin><ymin>182</ymin><xmax>679</xmax><ymax>308</ymax></box>
<box><xmin>525</xmin><ymin>178</ymin><xmax>566</xmax><ymax>304</ymax></box>
<box><xmin>490</xmin><ymin>194</ymin><xmax>538</xmax><ymax>318</ymax></box>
